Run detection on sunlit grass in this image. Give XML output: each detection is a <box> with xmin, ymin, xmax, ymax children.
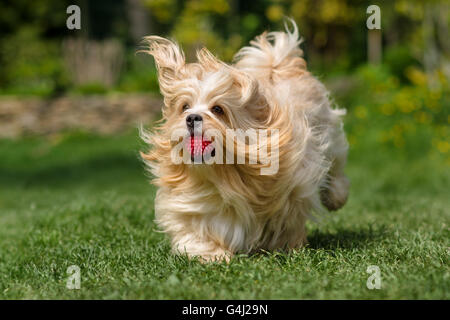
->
<box><xmin>0</xmin><ymin>127</ymin><xmax>448</xmax><ymax>299</ymax></box>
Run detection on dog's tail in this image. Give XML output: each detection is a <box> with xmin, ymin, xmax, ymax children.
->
<box><xmin>233</xmin><ymin>18</ymin><xmax>307</xmax><ymax>82</ymax></box>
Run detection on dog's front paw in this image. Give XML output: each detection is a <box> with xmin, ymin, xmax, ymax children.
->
<box><xmin>176</xmin><ymin>242</ymin><xmax>233</xmax><ymax>263</ymax></box>
<box><xmin>197</xmin><ymin>248</ymin><xmax>233</xmax><ymax>263</ymax></box>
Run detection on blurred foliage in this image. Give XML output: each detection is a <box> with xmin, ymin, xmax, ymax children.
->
<box><xmin>0</xmin><ymin>0</ymin><xmax>130</xmax><ymax>95</ymax></box>
<box><xmin>0</xmin><ymin>0</ymin><xmax>448</xmax><ymax>163</ymax></box>
<box><xmin>341</xmin><ymin>65</ymin><xmax>449</xmax><ymax>163</ymax></box>
<box><xmin>117</xmin><ymin>52</ymin><xmax>160</xmax><ymax>93</ymax></box>
<box><xmin>143</xmin><ymin>0</ymin><xmax>448</xmax><ymax>74</ymax></box>
<box><xmin>0</xmin><ymin>0</ymin><xmax>449</xmax><ymax>94</ymax></box>
<box><xmin>0</xmin><ymin>27</ymin><xmax>69</xmax><ymax>96</ymax></box>
<box><xmin>0</xmin><ymin>0</ymin><xmax>73</xmax><ymax>95</ymax></box>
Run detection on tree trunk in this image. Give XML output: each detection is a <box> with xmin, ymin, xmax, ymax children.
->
<box><xmin>127</xmin><ymin>0</ymin><xmax>150</xmax><ymax>43</ymax></box>
<box><xmin>368</xmin><ymin>29</ymin><xmax>382</xmax><ymax>64</ymax></box>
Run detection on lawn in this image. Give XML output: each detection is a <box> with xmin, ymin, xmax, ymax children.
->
<box><xmin>0</xmin><ymin>128</ymin><xmax>448</xmax><ymax>299</ymax></box>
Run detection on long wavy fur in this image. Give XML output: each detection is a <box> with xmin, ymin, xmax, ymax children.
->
<box><xmin>140</xmin><ymin>19</ymin><xmax>349</xmax><ymax>261</ymax></box>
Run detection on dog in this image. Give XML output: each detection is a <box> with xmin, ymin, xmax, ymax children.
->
<box><xmin>141</xmin><ymin>20</ymin><xmax>349</xmax><ymax>262</ymax></box>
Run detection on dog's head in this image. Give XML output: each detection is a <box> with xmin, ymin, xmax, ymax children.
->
<box><xmin>143</xmin><ymin>36</ymin><xmax>269</xmax><ymax>164</ymax></box>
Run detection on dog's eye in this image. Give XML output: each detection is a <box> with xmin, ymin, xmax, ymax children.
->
<box><xmin>211</xmin><ymin>105</ymin><xmax>224</xmax><ymax>115</ymax></box>
<box><xmin>182</xmin><ymin>104</ymin><xmax>189</xmax><ymax>112</ymax></box>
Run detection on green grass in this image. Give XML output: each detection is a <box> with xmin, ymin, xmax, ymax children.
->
<box><xmin>0</xmin><ymin>129</ymin><xmax>448</xmax><ymax>299</ymax></box>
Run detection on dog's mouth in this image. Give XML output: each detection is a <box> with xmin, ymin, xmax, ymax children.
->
<box><xmin>185</xmin><ymin>135</ymin><xmax>215</xmax><ymax>162</ymax></box>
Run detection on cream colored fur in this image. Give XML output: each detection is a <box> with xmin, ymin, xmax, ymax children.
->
<box><xmin>141</xmin><ymin>20</ymin><xmax>349</xmax><ymax>262</ymax></box>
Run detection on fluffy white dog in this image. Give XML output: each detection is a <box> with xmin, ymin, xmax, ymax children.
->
<box><xmin>141</xmin><ymin>20</ymin><xmax>349</xmax><ymax>262</ymax></box>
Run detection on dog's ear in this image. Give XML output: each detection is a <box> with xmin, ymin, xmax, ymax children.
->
<box><xmin>232</xmin><ymin>69</ymin><xmax>259</xmax><ymax>106</ymax></box>
<box><xmin>196</xmin><ymin>47</ymin><xmax>223</xmax><ymax>71</ymax></box>
<box><xmin>232</xmin><ymin>69</ymin><xmax>269</xmax><ymax>123</ymax></box>
<box><xmin>143</xmin><ymin>36</ymin><xmax>185</xmax><ymax>95</ymax></box>
<box><xmin>196</xmin><ymin>47</ymin><xmax>256</xmax><ymax>102</ymax></box>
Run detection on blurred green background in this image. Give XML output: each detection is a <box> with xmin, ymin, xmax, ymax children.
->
<box><xmin>0</xmin><ymin>0</ymin><xmax>448</xmax><ymax>160</ymax></box>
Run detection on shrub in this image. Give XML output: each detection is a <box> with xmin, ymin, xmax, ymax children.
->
<box><xmin>341</xmin><ymin>65</ymin><xmax>449</xmax><ymax>163</ymax></box>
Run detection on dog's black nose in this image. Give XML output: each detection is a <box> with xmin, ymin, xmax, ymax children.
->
<box><xmin>186</xmin><ymin>114</ymin><xmax>202</xmax><ymax>128</ymax></box>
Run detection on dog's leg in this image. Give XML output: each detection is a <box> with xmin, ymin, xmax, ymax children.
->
<box><xmin>198</xmin><ymin>246</ymin><xmax>233</xmax><ymax>263</ymax></box>
<box><xmin>320</xmin><ymin>127</ymin><xmax>350</xmax><ymax>211</ymax></box>
<box><xmin>173</xmin><ymin>235</ymin><xmax>233</xmax><ymax>263</ymax></box>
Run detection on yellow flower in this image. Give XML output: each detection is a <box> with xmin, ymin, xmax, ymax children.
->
<box><xmin>430</xmin><ymin>90</ymin><xmax>441</xmax><ymax>100</ymax></box>
<box><xmin>291</xmin><ymin>1</ymin><xmax>308</xmax><ymax>18</ymax></box>
<box><xmin>395</xmin><ymin>90</ymin><xmax>418</xmax><ymax>113</ymax></box>
<box><xmin>355</xmin><ymin>105</ymin><xmax>368</xmax><ymax>119</ymax></box>
<box><xmin>380</xmin><ymin>104</ymin><xmax>395</xmax><ymax>116</ymax></box>
<box><xmin>320</xmin><ymin>0</ymin><xmax>340</xmax><ymax>23</ymax></box>
<box><xmin>414</xmin><ymin>111</ymin><xmax>431</xmax><ymax>124</ymax></box>
<box><xmin>266</xmin><ymin>5</ymin><xmax>284</xmax><ymax>22</ymax></box>
<box><xmin>405</xmin><ymin>66</ymin><xmax>427</xmax><ymax>86</ymax></box>
<box><xmin>437</xmin><ymin>141</ymin><xmax>450</xmax><ymax>154</ymax></box>
<box><xmin>398</xmin><ymin>100</ymin><xmax>416</xmax><ymax>113</ymax></box>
